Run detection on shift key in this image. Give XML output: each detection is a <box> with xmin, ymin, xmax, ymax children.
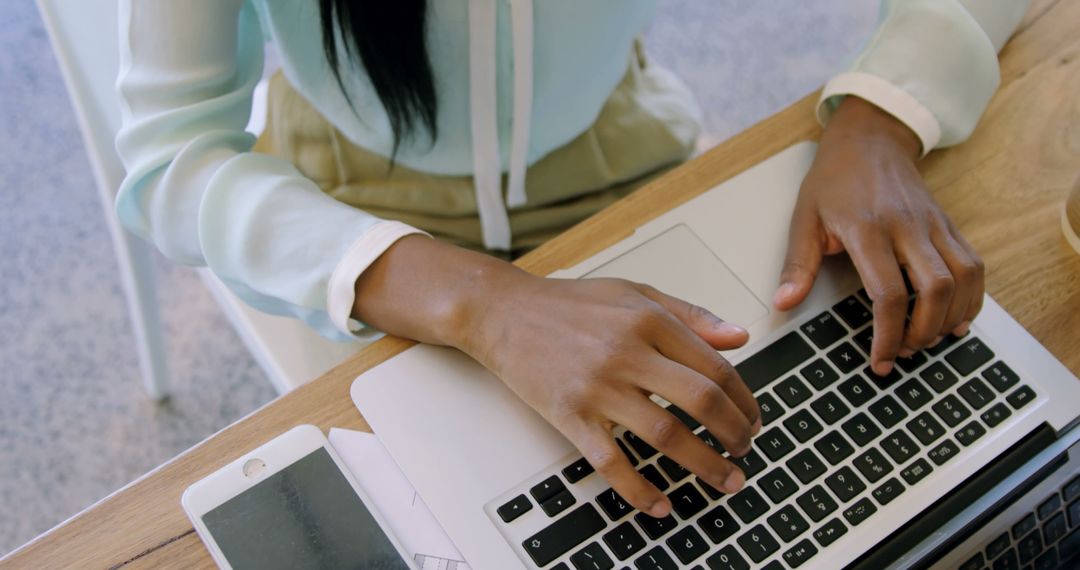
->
<box><xmin>522</xmin><ymin>504</ymin><xmax>607</xmax><ymax>567</ymax></box>
<box><xmin>735</xmin><ymin>332</ymin><xmax>815</xmax><ymax>393</ymax></box>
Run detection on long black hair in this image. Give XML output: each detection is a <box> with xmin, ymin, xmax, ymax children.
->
<box><xmin>318</xmin><ymin>0</ymin><xmax>438</xmax><ymax>157</ymax></box>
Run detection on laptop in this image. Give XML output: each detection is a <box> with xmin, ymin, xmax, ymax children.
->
<box><xmin>351</xmin><ymin>142</ymin><xmax>1080</xmax><ymax>569</ymax></box>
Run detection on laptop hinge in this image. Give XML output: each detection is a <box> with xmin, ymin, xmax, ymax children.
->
<box><xmin>845</xmin><ymin>422</ymin><xmax>1058</xmax><ymax>570</ymax></box>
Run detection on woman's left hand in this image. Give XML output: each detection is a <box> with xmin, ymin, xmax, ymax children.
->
<box><xmin>775</xmin><ymin>96</ymin><xmax>985</xmax><ymax>376</ymax></box>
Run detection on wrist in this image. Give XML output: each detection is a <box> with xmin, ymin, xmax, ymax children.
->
<box><xmin>825</xmin><ymin>96</ymin><xmax>922</xmax><ymax>162</ymax></box>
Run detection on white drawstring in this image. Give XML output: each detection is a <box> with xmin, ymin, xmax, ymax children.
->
<box><xmin>468</xmin><ymin>0</ymin><xmax>532</xmax><ymax>251</ymax></box>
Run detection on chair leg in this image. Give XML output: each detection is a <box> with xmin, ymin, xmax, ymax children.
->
<box><xmin>112</xmin><ymin>225</ymin><xmax>170</xmax><ymax>401</ymax></box>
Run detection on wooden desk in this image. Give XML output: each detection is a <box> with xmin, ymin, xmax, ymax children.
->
<box><xmin>5</xmin><ymin>1</ymin><xmax>1079</xmax><ymax>567</ymax></box>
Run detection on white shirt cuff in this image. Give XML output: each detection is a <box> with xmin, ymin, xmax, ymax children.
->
<box><xmin>326</xmin><ymin>220</ymin><xmax>430</xmax><ymax>338</ymax></box>
<box><xmin>816</xmin><ymin>71</ymin><xmax>942</xmax><ymax>158</ymax></box>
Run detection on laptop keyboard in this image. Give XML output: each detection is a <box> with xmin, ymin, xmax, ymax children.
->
<box><xmin>490</xmin><ymin>290</ymin><xmax>1043</xmax><ymax>569</ymax></box>
<box><xmin>957</xmin><ymin>474</ymin><xmax>1080</xmax><ymax>570</ymax></box>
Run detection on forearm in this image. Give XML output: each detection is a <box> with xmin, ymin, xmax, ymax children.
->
<box><xmin>351</xmin><ymin>235</ymin><xmax>531</xmax><ymax>350</ymax></box>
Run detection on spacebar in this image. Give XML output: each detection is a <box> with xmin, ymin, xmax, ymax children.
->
<box><xmin>521</xmin><ymin>504</ymin><xmax>606</xmax><ymax>567</ymax></box>
<box><xmin>734</xmin><ymin>331</ymin><xmax>814</xmax><ymax>393</ymax></box>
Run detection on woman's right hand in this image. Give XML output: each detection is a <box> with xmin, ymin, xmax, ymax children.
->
<box><xmin>457</xmin><ymin>273</ymin><xmax>761</xmax><ymax>518</ymax></box>
<box><xmin>352</xmin><ymin>236</ymin><xmax>760</xmax><ymax>518</ymax></box>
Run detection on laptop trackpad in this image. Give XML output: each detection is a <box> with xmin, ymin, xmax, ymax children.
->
<box><xmin>584</xmin><ymin>224</ymin><xmax>769</xmax><ymax>328</ymax></box>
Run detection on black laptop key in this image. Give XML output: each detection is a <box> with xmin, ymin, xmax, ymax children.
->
<box><xmin>564</xmin><ymin>457</ymin><xmax>595</xmax><ymax>484</ymax></box>
<box><xmin>625</xmin><ymin>432</ymin><xmax>658</xmax><ymax>461</ymax></box>
<box><xmin>705</xmin><ymin>545</ymin><xmax>749</xmax><ymax>570</ymax></box>
<box><xmin>958</xmin><ymin>377</ymin><xmax>996</xmax><ymax>410</ymax></box>
<box><xmin>696</xmin><ymin>430</ymin><xmax>725</xmax><ymax>454</ymax></box>
<box><xmin>1034</xmin><ymin>548</ymin><xmax>1059</xmax><ymax>570</ymax></box>
<box><xmin>983</xmin><ymin>361</ymin><xmax>1021</xmax><ymax>393</ymax></box>
<box><xmin>783</xmin><ymin>540</ymin><xmax>818</xmax><ymax>569</ymax></box>
<box><xmin>801</xmin><ymin>311</ymin><xmax>848</xmax><ymax>349</ymax></box>
<box><xmin>985</xmin><ymin>532</ymin><xmax>1011</xmax><ymax>560</ymax></box>
<box><xmin>813</xmin><ymin>518</ymin><xmax>847</xmax><ymax>547</ymax></box>
<box><xmin>833</xmin><ymin>295</ymin><xmax>872</xmax><ymax>328</ymax></box>
<box><xmin>571</xmin><ymin>542</ymin><xmax>614</xmax><ymax>570</ymax></box>
<box><xmin>825</xmin><ymin>466</ymin><xmax>866</xmax><ymax>503</ymax></box>
<box><xmin>895</xmin><ymin>350</ymin><xmax>928</xmax><ymax>373</ymax></box>
<box><xmin>756</xmin><ymin>392</ymin><xmax>784</xmax><ymax>426</ymax></box>
<box><xmin>1043</xmin><ymin>512</ymin><xmax>1068</xmax><ymax>544</ymax></box>
<box><xmin>1059</xmin><ymin>527</ymin><xmax>1080</xmax><ymax>563</ymax></box>
<box><xmin>921</xmin><ymin>361</ymin><xmax>959</xmax><ymax>393</ymax></box>
<box><xmin>981</xmin><ymin>402</ymin><xmax>1013</xmax><ymax>428</ymax></box>
<box><xmin>698</xmin><ymin>504</ymin><xmax>740</xmax><ymax>544</ymax></box>
<box><xmin>635</xmin><ymin>512</ymin><xmax>678</xmax><ymax>541</ymax></box>
<box><xmin>759</xmin><ymin>468</ymin><xmax>798</xmax><ymax>503</ymax></box>
<box><xmin>842</xmin><ymin>412</ymin><xmax>882</xmax><ymax>447</ymax></box>
<box><xmin>670</xmin><ymin>482</ymin><xmax>709</xmax><ymax>520</ymax></box>
<box><xmin>597</xmin><ymin>488</ymin><xmax>634</xmax><ymax>521</ymax></box>
<box><xmin>864</xmin><ymin>365</ymin><xmax>903</xmax><ymax>390</ymax></box>
<box><xmin>736</xmin><ymin>525</ymin><xmax>781</xmax><ymax>563</ymax></box>
<box><xmin>932</xmin><ymin>394</ymin><xmax>972</xmax><ymax>427</ymax></box>
<box><xmin>927</xmin><ymin>438</ymin><xmax>960</xmax><ymax>465</ymax></box>
<box><xmin>992</xmin><ymin>548</ymin><xmax>1019</xmax><ymax>570</ymax></box>
<box><xmin>881</xmin><ymin>430</ymin><xmax>919</xmax><ymax>464</ymax></box>
<box><xmin>814</xmin><ymin>430</ymin><xmax>855</xmax><ymax>465</ymax></box>
<box><xmin>842</xmin><ymin>497</ymin><xmax>877</xmax><ymax>526</ymax></box>
<box><xmin>1067</xmin><ymin>475</ymin><xmax>1080</xmax><ymax>502</ymax></box>
<box><xmin>657</xmin><ymin>456</ymin><xmax>690</xmax><ymax>483</ymax></box>
<box><xmin>617</xmin><ymin>438</ymin><xmax>639</xmax><ymax>467</ymax></box>
<box><xmin>869</xmin><ymin>395</ymin><xmax>909</xmax><ymax>428</ymax></box>
<box><xmin>498</xmin><ymin>494</ymin><xmax>533</xmax><ymax>522</ymax></box>
<box><xmin>767</xmin><ymin>505</ymin><xmax>810</xmax><ymax>542</ymax></box>
<box><xmin>666</xmin><ymin>526</ymin><xmax>709</xmax><ymax>565</ymax></box>
<box><xmin>872</xmin><ymin>477</ymin><xmax>905</xmax><ymax>505</ymax></box>
<box><xmin>1007</xmin><ymin>385</ymin><xmax>1037</xmax><ymax>410</ymax></box>
<box><xmin>542</xmin><ymin>489</ymin><xmax>577</xmax><ymax>517</ymax></box>
<box><xmin>907</xmin><ymin>412</ymin><xmax>946</xmax><ymax>445</ymax></box>
<box><xmin>784</xmin><ymin>409</ymin><xmax>823</xmax><ymax>443</ymax></box>
<box><xmin>786</xmin><ymin>449</ymin><xmax>827</xmax><ymax>484</ymax></box>
<box><xmin>946</xmin><ymin>337</ymin><xmax>994</xmax><ymax>376</ymax></box>
<box><xmin>523</xmin><ymin>504</ymin><xmax>607</xmax><ymax>567</ymax></box>
<box><xmin>896</xmin><ymin>378</ymin><xmax>934</xmax><ymax>411</ymax></box>
<box><xmin>731</xmin><ymin>449</ymin><xmax>767</xmax><ymax>480</ymax></box>
<box><xmin>853</xmin><ymin>326</ymin><xmax>873</xmax><ymax>355</ymax></box>
<box><xmin>552</xmin><ymin>563</ymin><xmax>570</xmax><ymax>570</ymax></box>
<box><xmin>735</xmin><ymin>331</ymin><xmax>814</xmax><ymax>393</ymax></box>
<box><xmin>811</xmin><ymin>392</ymin><xmax>851</xmax><ymax>425</ymax></box>
<box><xmin>697</xmin><ymin>477</ymin><xmax>722</xmax><ymax>500</ymax></box>
<box><xmin>759</xmin><ymin>427</ymin><xmax>795</xmax><ymax>462</ymax></box>
<box><xmin>948</xmin><ymin>421</ymin><xmax>986</xmax><ymax>456</ymax></box>
<box><xmin>854</xmin><ymin>448</ymin><xmax>893</xmax><ymax>483</ymax></box>
<box><xmin>603</xmin><ymin>521</ymin><xmax>646</xmax><ymax>561</ymax></box>
<box><xmin>632</xmin><ymin>545</ymin><xmax>677</xmax><ymax>570</ymax></box>
<box><xmin>838</xmin><ymin>376</ymin><xmax>877</xmax><ymax>408</ymax></box>
<box><xmin>638</xmin><ymin>464</ymin><xmax>669</xmax><ymax>492</ymax></box>
<box><xmin>827</xmin><ymin>341</ymin><xmax>865</xmax><ymax>374</ymax></box>
<box><xmin>1070</xmin><ymin>498</ymin><xmax>1080</xmax><ymax>527</ymax></box>
<box><xmin>1013</xmin><ymin>513</ymin><xmax>1038</xmax><ymax>539</ymax></box>
<box><xmin>1018</xmin><ymin>531</ymin><xmax>1043</xmax><ymax>565</ymax></box>
<box><xmin>800</xmin><ymin>359</ymin><xmax>839</xmax><ymax>390</ymax></box>
<box><xmin>925</xmin><ymin>333</ymin><xmax>963</xmax><ymax>356</ymax></box>
<box><xmin>665</xmin><ymin>404</ymin><xmax>701</xmax><ymax>430</ymax></box>
<box><xmin>730</xmin><ymin>487</ymin><xmax>771</xmax><ymax>523</ymax></box>
<box><xmin>776</xmin><ymin>376</ymin><xmax>812</xmax><ymax>407</ymax></box>
<box><xmin>1040</xmin><ymin>494</ymin><xmax>1063</xmax><ymax>520</ymax></box>
<box><xmin>796</xmin><ymin>485</ymin><xmax>838</xmax><ymax>522</ymax></box>
<box><xmin>900</xmin><ymin>458</ymin><xmax>934</xmax><ymax>486</ymax></box>
<box><xmin>531</xmin><ymin>475</ymin><xmax>568</xmax><ymax>503</ymax></box>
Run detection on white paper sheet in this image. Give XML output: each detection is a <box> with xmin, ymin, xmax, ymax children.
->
<box><xmin>328</xmin><ymin>428</ymin><xmax>471</xmax><ymax>570</ymax></box>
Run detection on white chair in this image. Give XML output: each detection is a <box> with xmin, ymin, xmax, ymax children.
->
<box><xmin>36</xmin><ymin>0</ymin><xmax>364</xmax><ymax>399</ymax></box>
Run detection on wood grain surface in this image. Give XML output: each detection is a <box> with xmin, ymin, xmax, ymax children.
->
<box><xmin>4</xmin><ymin>0</ymin><xmax>1078</xmax><ymax>567</ymax></box>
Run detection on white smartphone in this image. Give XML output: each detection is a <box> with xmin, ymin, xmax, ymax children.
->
<box><xmin>182</xmin><ymin>424</ymin><xmax>415</xmax><ymax>569</ymax></box>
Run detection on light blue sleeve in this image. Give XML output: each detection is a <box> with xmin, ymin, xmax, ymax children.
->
<box><xmin>115</xmin><ymin>0</ymin><xmax>420</xmax><ymax>340</ymax></box>
<box><xmin>818</xmin><ymin>0</ymin><xmax>1029</xmax><ymax>153</ymax></box>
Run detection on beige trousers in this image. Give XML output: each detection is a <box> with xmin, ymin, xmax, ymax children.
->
<box><xmin>254</xmin><ymin>45</ymin><xmax>700</xmax><ymax>256</ymax></box>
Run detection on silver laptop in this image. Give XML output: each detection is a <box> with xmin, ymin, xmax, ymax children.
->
<box><xmin>351</xmin><ymin>142</ymin><xmax>1080</xmax><ymax>569</ymax></box>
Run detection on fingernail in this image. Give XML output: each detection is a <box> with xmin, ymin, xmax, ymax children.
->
<box><xmin>717</xmin><ymin>321</ymin><xmax>747</xmax><ymax>335</ymax></box>
<box><xmin>929</xmin><ymin>335</ymin><xmax>944</xmax><ymax>348</ymax></box>
<box><xmin>954</xmin><ymin>321</ymin><xmax>971</xmax><ymax>336</ymax></box>
<box><xmin>722</xmin><ymin>468</ymin><xmax>746</xmax><ymax>493</ymax></box>
<box><xmin>648</xmin><ymin>500</ymin><xmax>671</xmax><ymax>518</ymax></box>
<box><xmin>876</xmin><ymin>361</ymin><xmax>894</xmax><ymax>376</ymax></box>
<box><xmin>898</xmin><ymin>348</ymin><xmax>914</xmax><ymax>358</ymax></box>
<box><xmin>772</xmin><ymin>283</ymin><xmax>797</xmax><ymax>306</ymax></box>
<box><xmin>751</xmin><ymin>417</ymin><xmax>762</xmax><ymax>436</ymax></box>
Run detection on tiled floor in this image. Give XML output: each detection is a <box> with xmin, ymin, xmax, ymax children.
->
<box><xmin>0</xmin><ymin>0</ymin><xmax>873</xmax><ymax>556</ymax></box>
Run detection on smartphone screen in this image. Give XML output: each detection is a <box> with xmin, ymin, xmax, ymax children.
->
<box><xmin>201</xmin><ymin>447</ymin><xmax>409</xmax><ymax>570</ymax></box>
